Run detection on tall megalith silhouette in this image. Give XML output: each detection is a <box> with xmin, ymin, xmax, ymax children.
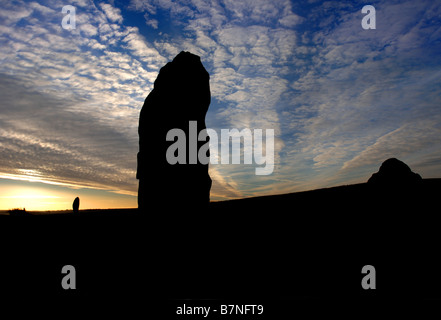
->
<box><xmin>137</xmin><ymin>51</ymin><xmax>212</xmax><ymax>212</ymax></box>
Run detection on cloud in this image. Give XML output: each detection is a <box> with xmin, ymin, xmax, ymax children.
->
<box><xmin>100</xmin><ymin>3</ymin><xmax>123</xmax><ymax>24</ymax></box>
<box><xmin>122</xmin><ymin>28</ymin><xmax>166</xmax><ymax>64</ymax></box>
<box><xmin>0</xmin><ymin>0</ymin><xmax>171</xmax><ymax>196</ymax></box>
<box><xmin>126</xmin><ymin>0</ymin><xmax>441</xmax><ymax>197</ymax></box>
<box><xmin>0</xmin><ymin>74</ymin><xmax>138</xmax><ymax>195</ymax></box>
<box><xmin>219</xmin><ymin>0</ymin><xmax>303</xmax><ymax>25</ymax></box>
<box><xmin>144</xmin><ymin>14</ymin><xmax>159</xmax><ymax>29</ymax></box>
<box><xmin>0</xmin><ymin>6</ymin><xmax>32</xmax><ymax>24</ymax></box>
<box><xmin>279</xmin><ymin>13</ymin><xmax>304</xmax><ymax>28</ymax></box>
<box><xmin>209</xmin><ymin>166</ymin><xmax>243</xmax><ymax>200</ymax></box>
<box><xmin>275</xmin><ymin>0</ymin><xmax>441</xmax><ymax>190</ymax></box>
<box><xmin>79</xmin><ymin>23</ymin><xmax>98</xmax><ymax>37</ymax></box>
<box><xmin>341</xmin><ymin>119</ymin><xmax>441</xmax><ymax>171</ymax></box>
<box><xmin>29</xmin><ymin>1</ymin><xmax>55</xmax><ymax>15</ymax></box>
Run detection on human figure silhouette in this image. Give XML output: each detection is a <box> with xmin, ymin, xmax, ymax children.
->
<box><xmin>137</xmin><ymin>51</ymin><xmax>212</xmax><ymax>213</ymax></box>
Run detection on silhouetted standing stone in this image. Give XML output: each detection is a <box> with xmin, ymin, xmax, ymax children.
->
<box><xmin>73</xmin><ymin>197</ymin><xmax>80</xmax><ymax>213</ymax></box>
<box><xmin>368</xmin><ymin>158</ymin><xmax>422</xmax><ymax>186</ymax></box>
<box><xmin>137</xmin><ymin>51</ymin><xmax>212</xmax><ymax>212</ymax></box>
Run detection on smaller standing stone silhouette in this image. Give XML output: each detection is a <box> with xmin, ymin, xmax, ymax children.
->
<box><xmin>367</xmin><ymin>158</ymin><xmax>422</xmax><ymax>186</ymax></box>
<box><xmin>73</xmin><ymin>197</ymin><xmax>80</xmax><ymax>213</ymax></box>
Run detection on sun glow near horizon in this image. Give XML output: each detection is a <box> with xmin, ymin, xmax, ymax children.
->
<box><xmin>0</xmin><ymin>187</ymin><xmax>69</xmax><ymax>211</ymax></box>
<box><xmin>0</xmin><ymin>179</ymin><xmax>137</xmax><ymax>212</ymax></box>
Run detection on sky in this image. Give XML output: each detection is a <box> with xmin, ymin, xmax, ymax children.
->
<box><xmin>0</xmin><ymin>0</ymin><xmax>440</xmax><ymax>210</ymax></box>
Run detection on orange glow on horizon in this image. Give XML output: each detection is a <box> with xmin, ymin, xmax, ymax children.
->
<box><xmin>0</xmin><ymin>185</ymin><xmax>137</xmax><ymax>212</ymax></box>
<box><xmin>0</xmin><ymin>187</ymin><xmax>68</xmax><ymax>211</ymax></box>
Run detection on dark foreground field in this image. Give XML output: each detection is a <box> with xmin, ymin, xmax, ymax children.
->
<box><xmin>1</xmin><ymin>179</ymin><xmax>440</xmax><ymax>315</ymax></box>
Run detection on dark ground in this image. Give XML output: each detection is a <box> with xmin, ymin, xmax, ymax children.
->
<box><xmin>0</xmin><ymin>179</ymin><xmax>440</xmax><ymax>316</ymax></box>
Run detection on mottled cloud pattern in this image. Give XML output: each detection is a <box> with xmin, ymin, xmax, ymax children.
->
<box><xmin>0</xmin><ymin>0</ymin><xmax>440</xmax><ymax>201</ymax></box>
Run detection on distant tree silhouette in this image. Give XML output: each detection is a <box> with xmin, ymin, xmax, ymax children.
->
<box><xmin>73</xmin><ymin>197</ymin><xmax>80</xmax><ymax>213</ymax></box>
<box><xmin>137</xmin><ymin>51</ymin><xmax>212</xmax><ymax>212</ymax></box>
